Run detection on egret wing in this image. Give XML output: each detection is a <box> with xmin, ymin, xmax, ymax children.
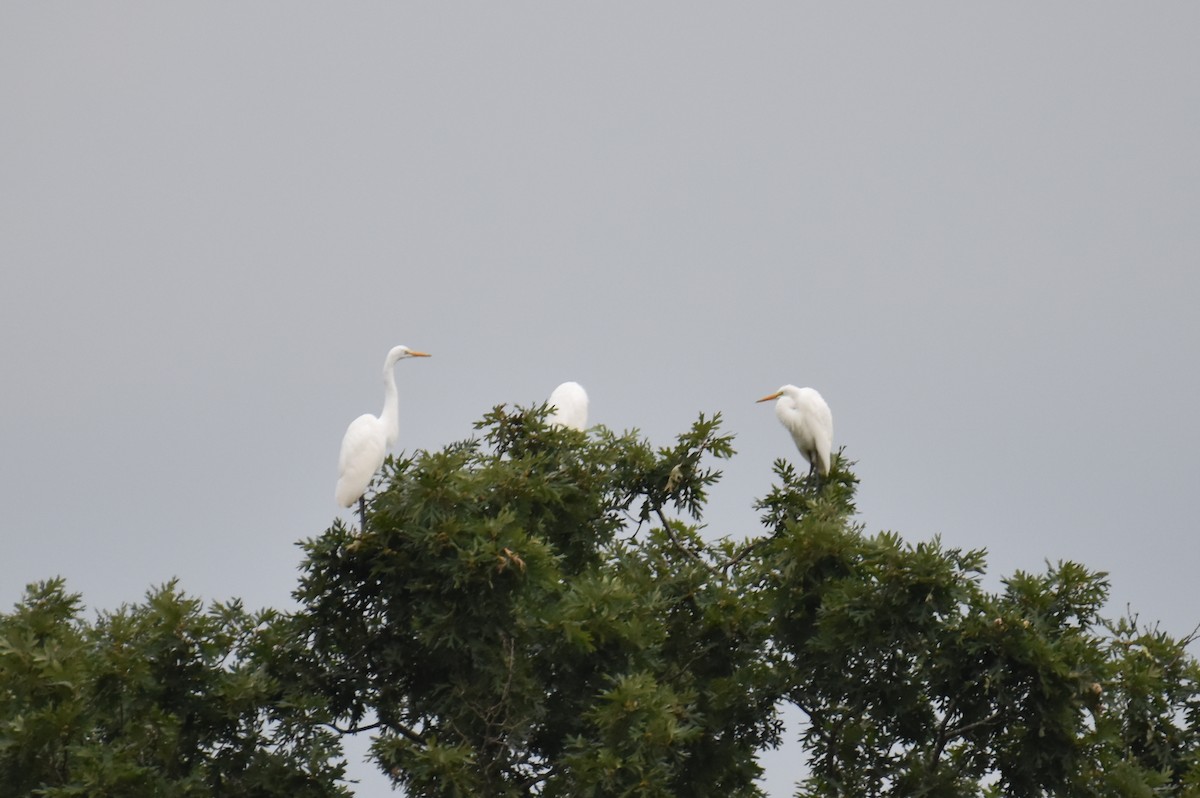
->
<box><xmin>335</xmin><ymin>414</ymin><xmax>387</xmax><ymax>507</ymax></box>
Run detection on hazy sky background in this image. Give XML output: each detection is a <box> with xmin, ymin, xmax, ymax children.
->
<box><xmin>2</xmin><ymin>4</ymin><xmax>1198</xmax><ymax>795</ymax></box>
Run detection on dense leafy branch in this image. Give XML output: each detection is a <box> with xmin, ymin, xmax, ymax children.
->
<box><xmin>3</xmin><ymin>406</ymin><xmax>1199</xmax><ymax>797</ymax></box>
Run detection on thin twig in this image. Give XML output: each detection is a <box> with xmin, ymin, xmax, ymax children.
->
<box><xmin>723</xmin><ymin>530</ymin><xmax>783</xmax><ymax>572</ymax></box>
<box><xmin>655</xmin><ymin>506</ymin><xmax>720</xmax><ymax>576</ymax></box>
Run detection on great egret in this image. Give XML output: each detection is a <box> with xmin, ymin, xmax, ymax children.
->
<box><xmin>547</xmin><ymin>381</ymin><xmax>588</xmax><ymax>431</ymax></box>
<box><xmin>757</xmin><ymin>385</ymin><xmax>833</xmax><ymax>479</ymax></box>
<box><xmin>336</xmin><ymin>345</ymin><xmax>430</xmax><ymax>527</ymax></box>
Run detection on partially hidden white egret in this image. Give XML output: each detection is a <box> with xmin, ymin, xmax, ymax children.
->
<box><xmin>335</xmin><ymin>345</ymin><xmax>430</xmax><ymax>526</ymax></box>
<box><xmin>757</xmin><ymin>385</ymin><xmax>833</xmax><ymax>479</ymax></box>
<box><xmin>547</xmin><ymin>381</ymin><xmax>588</xmax><ymax>431</ymax></box>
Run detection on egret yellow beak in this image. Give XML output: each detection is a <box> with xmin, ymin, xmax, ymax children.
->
<box><xmin>409</xmin><ymin>351</ymin><xmax>432</xmax><ymax>357</ymax></box>
<box><xmin>756</xmin><ymin>391</ymin><xmax>782</xmax><ymax>404</ymax></box>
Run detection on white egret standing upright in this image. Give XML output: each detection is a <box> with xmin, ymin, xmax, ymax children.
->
<box><xmin>336</xmin><ymin>345</ymin><xmax>431</xmax><ymax>527</ymax></box>
<box><xmin>547</xmin><ymin>381</ymin><xmax>588</xmax><ymax>431</ymax></box>
<box><xmin>757</xmin><ymin>385</ymin><xmax>833</xmax><ymax>480</ymax></box>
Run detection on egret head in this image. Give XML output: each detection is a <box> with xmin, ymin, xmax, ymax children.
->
<box><xmin>387</xmin><ymin>345</ymin><xmax>432</xmax><ymax>364</ymax></box>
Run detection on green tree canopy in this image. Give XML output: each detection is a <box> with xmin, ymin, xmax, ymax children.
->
<box><xmin>0</xmin><ymin>580</ymin><xmax>346</xmax><ymax>797</ymax></box>
<box><xmin>3</xmin><ymin>405</ymin><xmax>1199</xmax><ymax>796</ymax></box>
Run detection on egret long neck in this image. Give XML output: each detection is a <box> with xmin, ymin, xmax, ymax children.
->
<box><xmin>380</xmin><ymin>360</ymin><xmax>400</xmax><ymax>448</ymax></box>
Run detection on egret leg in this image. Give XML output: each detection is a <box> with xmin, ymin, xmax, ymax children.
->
<box><xmin>358</xmin><ymin>496</ymin><xmax>367</xmax><ymax>531</ymax></box>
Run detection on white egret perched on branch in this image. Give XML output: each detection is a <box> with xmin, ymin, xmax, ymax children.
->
<box><xmin>336</xmin><ymin>345</ymin><xmax>430</xmax><ymax>527</ymax></box>
<box><xmin>547</xmin><ymin>381</ymin><xmax>588</xmax><ymax>431</ymax></box>
<box><xmin>757</xmin><ymin>385</ymin><xmax>833</xmax><ymax>480</ymax></box>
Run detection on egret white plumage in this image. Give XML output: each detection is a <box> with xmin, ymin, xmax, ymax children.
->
<box><xmin>547</xmin><ymin>381</ymin><xmax>588</xmax><ymax>431</ymax></box>
<box><xmin>336</xmin><ymin>345</ymin><xmax>430</xmax><ymax>527</ymax></box>
<box><xmin>757</xmin><ymin>385</ymin><xmax>833</xmax><ymax>479</ymax></box>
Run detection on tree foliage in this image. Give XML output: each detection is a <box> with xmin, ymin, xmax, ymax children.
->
<box><xmin>3</xmin><ymin>405</ymin><xmax>1200</xmax><ymax>796</ymax></box>
<box><xmin>0</xmin><ymin>580</ymin><xmax>346</xmax><ymax>797</ymax></box>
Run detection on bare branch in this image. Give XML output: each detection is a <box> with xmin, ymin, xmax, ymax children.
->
<box><xmin>926</xmin><ymin>696</ymin><xmax>958</xmax><ymax>773</ymax></box>
<box><xmin>943</xmin><ymin>709</ymin><xmax>1002</xmax><ymax>743</ymax></box>
<box><xmin>326</xmin><ymin>719</ymin><xmax>427</xmax><ymax>746</ymax></box>
<box><xmin>325</xmin><ymin>720</ymin><xmax>382</xmax><ymax>735</ymax></box>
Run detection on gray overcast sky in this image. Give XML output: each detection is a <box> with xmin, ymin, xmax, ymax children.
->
<box><xmin>2</xmin><ymin>4</ymin><xmax>1198</xmax><ymax>796</ymax></box>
